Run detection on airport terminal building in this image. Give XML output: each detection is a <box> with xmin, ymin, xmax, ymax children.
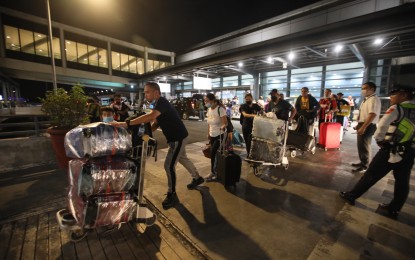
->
<box><xmin>0</xmin><ymin>0</ymin><xmax>414</xmax><ymax>105</ymax></box>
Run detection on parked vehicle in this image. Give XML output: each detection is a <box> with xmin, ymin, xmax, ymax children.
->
<box><xmin>170</xmin><ymin>95</ymin><xmax>205</xmax><ymax>120</ymax></box>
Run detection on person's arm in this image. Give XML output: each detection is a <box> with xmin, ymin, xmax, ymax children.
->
<box><xmin>357</xmin><ymin>113</ymin><xmax>376</xmax><ymax>135</ymax></box>
<box><xmin>112</xmin><ymin>109</ymin><xmax>161</xmax><ymax>127</ymax></box>
<box><xmin>151</xmin><ymin>121</ymin><xmax>159</xmax><ymax>132</ymax></box>
<box><xmin>289</xmin><ymin>107</ymin><xmax>297</xmax><ymax>121</ymax></box>
<box><xmin>220</xmin><ymin>108</ymin><xmax>228</xmax><ymax>130</ymax></box>
<box><xmin>373</xmin><ymin>105</ymin><xmax>399</xmax><ymax>142</ymax></box>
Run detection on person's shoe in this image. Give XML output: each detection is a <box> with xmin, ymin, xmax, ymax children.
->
<box><xmin>204</xmin><ymin>173</ymin><xmax>217</xmax><ymax>182</ymax></box>
<box><xmin>376</xmin><ymin>203</ymin><xmax>399</xmax><ymax>220</ymax></box>
<box><xmin>352</xmin><ymin>166</ymin><xmax>367</xmax><ymax>174</ymax></box>
<box><xmin>339</xmin><ymin>191</ymin><xmax>355</xmax><ymax>205</ymax></box>
<box><xmin>351</xmin><ymin>162</ymin><xmax>363</xmax><ymax>167</ymax></box>
<box><xmin>187</xmin><ymin>177</ymin><xmax>205</xmax><ymax>189</ymax></box>
<box><xmin>162</xmin><ymin>192</ymin><xmax>178</xmax><ymax>209</ymax></box>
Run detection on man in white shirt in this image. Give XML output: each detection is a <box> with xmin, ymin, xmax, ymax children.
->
<box><xmin>340</xmin><ymin>84</ymin><xmax>415</xmax><ymax>219</ymax></box>
<box><xmin>351</xmin><ymin>82</ymin><xmax>381</xmax><ymax>173</ymax></box>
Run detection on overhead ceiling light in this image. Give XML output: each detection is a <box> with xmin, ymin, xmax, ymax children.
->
<box><xmin>334</xmin><ymin>44</ymin><xmax>343</xmax><ymax>53</ymax></box>
<box><xmin>6</xmin><ymin>35</ymin><xmax>10</xmax><ymax>39</ymax></box>
<box><xmin>163</xmin><ymin>76</ymin><xmax>167</xmax><ymax>80</ymax></box>
<box><xmin>374</xmin><ymin>38</ymin><xmax>383</xmax><ymax>45</ymax></box>
<box><xmin>131</xmin><ymin>85</ymin><xmax>134</xmax><ymax>89</ymax></box>
<box><xmin>238</xmin><ymin>62</ymin><xmax>243</xmax><ymax>67</ymax></box>
<box><xmin>288</xmin><ymin>52</ymin><xmax>295</xmax><ymax>61</ymax></box>
<box><xmin>267</xmin><ymin>57</ymin><xmax>273</xmax><ymax>63</ymax></box>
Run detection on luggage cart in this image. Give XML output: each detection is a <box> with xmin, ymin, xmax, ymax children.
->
<box><xmin>56</xmin><ymin>134</ymin><xmax>157</xmax><ymax>242</ymax></box>
<box><xmin>244</xmin><ymin>116</ymin><xmax>289</xmax><ymax>176</ymax></box>
<box><xmin>286</xmin><ymin>116</ymin><xmax>317</xmax><ymax>158</ymax></box>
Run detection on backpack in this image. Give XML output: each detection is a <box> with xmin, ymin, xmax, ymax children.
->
<box><xmin>218</xmin><ymin>107</ymin><xmax>234</xmax><ymax>133</ymax></box>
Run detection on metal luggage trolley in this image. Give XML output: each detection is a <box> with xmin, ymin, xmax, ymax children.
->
<box><xmin>56</xmin><ymin>134</ymin><xmax>157</xmax><ymax>242</ymax></box>
<box><xmin>245</xmin><ymin>116</ymin><xmax>290</xmax><ymax>175</ymax></box>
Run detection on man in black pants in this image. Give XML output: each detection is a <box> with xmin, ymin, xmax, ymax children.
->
<box><xmin>239</xmin><ymin>93</ymin><xmax>262</xmax><ymax>156</ymax></box>
<box><xmin>351</xmin><ymin>82</ymin><xmax>381</xmax><ymax>174</ymax></box>
<box><xmin>118</xmin><ymin>82</ymin><xmax>204</xmax><ymax>209</ymax></box>
<box><xmin>339</xmin><ymin>84</ymin><xmax>415</xmax><ymax>219</ymax></box>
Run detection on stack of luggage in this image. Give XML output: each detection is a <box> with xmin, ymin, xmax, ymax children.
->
<box><xmin>64</xmin><ymin>122</ymin><xmax>137</xmax><ymax>229</ymax></box>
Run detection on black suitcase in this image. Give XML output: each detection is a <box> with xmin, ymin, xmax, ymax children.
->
<box><xmin>216</xmin><ymin>133</ymin><xmax>242</xmax><ymax>187</ymax></box>
<box><xmin>286</xmin><ymin>130</ymin><xmax>315</xmax><ymax>151</ymax></box>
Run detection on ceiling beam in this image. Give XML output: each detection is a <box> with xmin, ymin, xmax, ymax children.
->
<box><xmin>304</xmin><ymin>46</ymin><xmax>327</xmax><ymax>58</ymax></box>
<box><xmin>348</xmin><ymin>43</ymin><xmax>367</xmax><ymax>66</ymax></box>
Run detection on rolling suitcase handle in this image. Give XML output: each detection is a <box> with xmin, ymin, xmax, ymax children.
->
<box><xmin>218</xmin><ymin>128</ymin><xmax>227</xmax><ymax>156</ymax></box>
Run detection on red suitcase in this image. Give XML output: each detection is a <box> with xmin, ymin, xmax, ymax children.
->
<box><xmin>319</xmin><ymin>122</ymin><xmax>341</xmax><ymax>150</ymax></box>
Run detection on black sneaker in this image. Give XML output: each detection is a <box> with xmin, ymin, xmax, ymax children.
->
<box><xmin>162</xmin><ymin>192</ymin><xmax>177</xmax><ymax>209</ymax></box>
<box><xmin>187</xmin><ymin>177</ymin><xmax>204</xmax><ymax>189</ymax></box>
<box><xmin>352</xmin><ymin>166</ymin><xmax>367</xmax><ymax>174</ymax></box>
<box><xmin>339</xmin><ymin>191</ymin><xmax>355</xmax><ymax>205</ymax></box>
<box><xmin>376</xmin><ymin>203</ymin><xmax>399</xmax><ymax>220</ymax></box>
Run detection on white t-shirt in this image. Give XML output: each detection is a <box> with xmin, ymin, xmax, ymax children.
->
<box><xmin>207</xmin><ymin>106</ymin><xmax>227</xmax><ymax>137</ymax></box>
<box><xmin>358</xmin><ymin>94</ymin><xmax>381</xmax><ymax>124</ymax></box>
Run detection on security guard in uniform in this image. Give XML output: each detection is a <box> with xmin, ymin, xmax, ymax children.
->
<box><xmin>339</xmin><ymin>84</ymin><xmax>415</xmax><ymax>219</ymax></box>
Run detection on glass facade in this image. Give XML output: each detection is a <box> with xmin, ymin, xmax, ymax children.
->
<box><xmin>260</xmin><ymin>62</ymin><xmax>365</xmax><ymax>99</ymax></box>
<box><xmin>222</xmin><ymin>76</ymin><xmax>238</xmax><ymax>87</ymax></box>
<box><xmin>3</xmin><ymin>24</ymin><xmax>171</xmax><ymax>76</ymax></box>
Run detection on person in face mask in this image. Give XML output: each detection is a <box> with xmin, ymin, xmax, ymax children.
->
<box><xmin>101</xmin><ymin>106</ymin><xmax>115</xmax><ymax>123</ymax></box>
<box><xmin>350</xmin><ymin>82</ymin><xmax>381</xmax><ymax>174</ymax></box>
<box><xmin>240</xmin><ymin>93</ymin><xmax>262</xmax><ymax>156</ymax></box>
<box><xmin>266</xmin><ymin>89</ymin><xmax>296</xmax><ymax>122</ymax></box>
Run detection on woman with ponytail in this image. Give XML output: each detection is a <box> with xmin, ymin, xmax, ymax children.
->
<box><xmin>204</xmin><ymin>93</ymin><xmax>228</xmax><ymax>181</ymax></box>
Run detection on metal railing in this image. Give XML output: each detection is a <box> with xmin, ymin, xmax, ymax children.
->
<box><xmin>0</xmin><ymin>113</ymin><xmax>51</xmax><ymax>138</ymax></box>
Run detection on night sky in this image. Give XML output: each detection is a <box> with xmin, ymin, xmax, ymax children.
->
<box><xmin>0</xmin><ymin>0</ymin><xmax>320</xmax><ymax>52</ymax></box>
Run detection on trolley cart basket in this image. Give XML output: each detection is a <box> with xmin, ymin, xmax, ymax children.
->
<box><xmin>56</xmin><ymin>134</ymin><xmax>157</xmax><ymax>242</ymax></box>
<box><xmin>244</xmin><ymin>116</ymin><xmax>289</xmax><ymax>176</ymax></box>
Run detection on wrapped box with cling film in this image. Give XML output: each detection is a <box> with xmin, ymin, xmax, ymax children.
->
<box><xmin>252</xmin><ymin>116</ymin><xmax>286</xmax><ymax>143</ymax></box>
<box><xmin>64</xmin><ymin>122</ymin><xmax>132</xmax><ymax>158</ymax></box>
<box><xmin>248</xmin><ymin>137</ymin><xmax>283</xmax><ymax>164</ymax></box>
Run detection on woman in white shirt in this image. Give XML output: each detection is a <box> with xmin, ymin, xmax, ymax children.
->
<box><xmin>204</xmin><ymin>93</ymin><xmax>228</xmax><ymax>181</ymax></box>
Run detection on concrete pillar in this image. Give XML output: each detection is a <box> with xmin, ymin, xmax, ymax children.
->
<box><xmin>144</xmin><ymin>47</ymin><xmax>148</xmax><ymax>73</ymax></box>
<box><xmin>321</xmin><ymin>66</ymin><xmax>327</xmax><ymax>97</ymax></box>
<box><xmin>0</xmin><ymin>15</ymin><xmax>5</xmax><ymax>58</ymax></box>
<box><xmin>253</xmin><ymin>72</ymin><xmax>260</xmax><ymax>98</ymax></box>
<box><xmin>287</xmin><ymin>69</ymin><xmax>292</xmax><ymax>97</ymax></box>
<box><xmin>170</xmin><ymin>52</ymin><xmax>175</xmax><ymax>65</ymax></box>
<box><xmin>59</xmin><ymin>28</ymin><xmax>66</xmax><ymax>68</ymax></box>
<box><xmin>107</xmin><ymin>42</ymin><xmax>112</xmax><ymax>76</ymax></box>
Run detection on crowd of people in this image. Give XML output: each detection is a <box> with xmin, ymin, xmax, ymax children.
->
<box><xmin>85</xmin><ymin>82</ymin><xmax>415</xmax><ymax>220</ymax></box>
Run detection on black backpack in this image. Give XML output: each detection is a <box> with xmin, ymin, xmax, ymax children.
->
<box><xmin>218</xmin><ymin>107</ymin><xmax>234</xmax><ymax>132</ymax></box>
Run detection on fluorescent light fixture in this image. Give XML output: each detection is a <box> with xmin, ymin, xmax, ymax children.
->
<box><xmin>288</xmin><ymin>52</ymin><xmax>295</xmax><ymax>61</ymax></box>
<box><xmin>238</xmin><ymin>62</ymin><xmax>243</xmax><ymax>67</ymax></box>
<box><xmin>374</xmin><ymin>38</ymin><xmax>383</xmax><ymax>45</ymax></box>
<box><xmin>334</xmin><ymin>45</ymin><xmax>343</xmax><ymax>53</ymax></box>
<box><xmin>194</xmin><ymin>76</ymin><xmax>212</xmax><ymax>90</ymax></box>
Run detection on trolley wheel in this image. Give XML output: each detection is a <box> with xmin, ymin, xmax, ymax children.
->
<box><xmin>70</xmin><ymin>229</ymin><xmax>89</xmax><ymax>242</ymax></box>
<box><xmin>290</xmin><ymin>150</ymin><xmax>297</xmax><ymax>158</ymax></box>
<box><xmin>146</xmin><ymin>214</ymin><xmax>157</xmax><ymax>227</ymax></box>
<box><xmin>283</xmin><ymin>163</ymin><xmax>289</xmax><ymax>170</ymax></box>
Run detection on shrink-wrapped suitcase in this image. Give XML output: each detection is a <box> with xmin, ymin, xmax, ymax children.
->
<box><xmin>68</xmin><ymin>156</ymin><xmax>138</xmax><ymax>197</ymax></box>
<box><xmin>71</xmin><ymin>192</ymin><xmax>136</xmax><ymax>228</ymax></box>
<box><xmin>249</xmin><ymin>137</ymin><xmax>283</xmax><ymax>163</ymax></box>
<box><xmin>252</xmin><ymin>117</ymin><xmax>286</xmax><ymax>143</ymax></box>
<box><xmin>65</xmin><ymin>122</ymin><xmax>131</xmax><ymax>158</ymax></box>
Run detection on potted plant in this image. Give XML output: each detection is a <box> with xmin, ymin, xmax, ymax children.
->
<box><xmin>41</xmin><ymin>84</ymin><xmax>89</xmax><ymax>169</ymax></box>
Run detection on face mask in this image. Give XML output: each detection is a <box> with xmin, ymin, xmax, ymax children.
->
<box><xmin>361</xmin><ymin>89</ymin><xmax>367</xmax><ymax>97</ymax></box>
<box><xmin>103</xmin><ymin>117</ymin><xmax>114</xmax><ymax>123</ymax></box>
<box><xmin>271</xmin><ymin>96</ymin><xmax>278</xmax><ymax>102</ymax></box>
<box><xmin>206</xmin><ymin>103</ymin><xmax>212</xmax><ymax>108</ymax></box>
<box><xmin>246</xmin><ymin>100</ymin><xmax>252</xmax><ymax>105</ymax></box>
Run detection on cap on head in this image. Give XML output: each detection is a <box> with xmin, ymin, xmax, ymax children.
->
<box><xmin>389</xmin><ymin>84</ymin><xmax>415</xmax><ymax>96</ymax></box>
<box><xmin>269</xmin><ymin>89</ymin><xmax>279</xmax><ymax>95</ymax></box>
<box><xmin>337</xmin><ymin>92</ymin><xmax>344</xmax><ymax>96</ymax></box>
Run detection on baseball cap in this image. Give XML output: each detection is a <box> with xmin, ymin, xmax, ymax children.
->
<box><xmin>269</xmin><ymin>89</ymin><xmax>279</xmax><ymax>95</ymax></box>
<box><xmin>337</xmin><ymin>92</ymin><xmax>344</xmax><ymax>96</ymax></box>
<box><xmin>389</xmin><ymin>84</ymin><xmax>415</xmax><ymax>95</ymax></box>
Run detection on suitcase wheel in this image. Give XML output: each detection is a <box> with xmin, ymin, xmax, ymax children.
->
<box><xmin>290</xmin><ymin>150</ymin><xmax>297</xmax><ymax>158</ymax></box>
<box><xmin>70</xmin><ymin>229</ymin><xmax>89</xmax><ymax>242</ymax></box>
<box><xmin>325</xmin><ymin>148</ymin><xmax>328</xmax><ymax>151</ymax></box>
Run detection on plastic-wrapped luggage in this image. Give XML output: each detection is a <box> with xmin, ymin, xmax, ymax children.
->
<box><xmin>252</xmin><ymin>117</ymin><xmax>286</xmax><ymax>143</ymax></box>
<box><xmin>75</xmin><ymin>192</ymin><xmax>136</xmax><ymax>228</ymax></box>
<box><xmin>68</xmin><ymin>156</ymin><xmax>138</xmax><ymax>197</ymax></box>
<box><xmin>249</xmin><ymin>137</ymin><xmax>283</xmax><ymax>163</ymax></box>
<box><xmin>64</xmin><ymin>122</ymin><xmax>132</xmax><ymax>158</ymax></box>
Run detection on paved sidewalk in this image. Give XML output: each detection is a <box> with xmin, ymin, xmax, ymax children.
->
<box><xmin>1</xmin><ymin>129</ymin><xmax>414</xmax><ymax>259</ymax></box>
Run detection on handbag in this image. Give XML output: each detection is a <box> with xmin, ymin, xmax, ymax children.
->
<box><xmin>202</xmin><ymin>144</ymin><xmax>212</xmax><ymax>159</ymax></box>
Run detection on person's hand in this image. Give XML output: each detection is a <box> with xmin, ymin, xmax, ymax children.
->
<box><xmin>357</xmin><ymin>127</ymin><xmax>366</xmax><ymax>135</ymax></box>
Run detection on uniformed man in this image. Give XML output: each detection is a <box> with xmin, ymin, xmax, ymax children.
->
<box><xmin>339</xmin><ymin>84</ymin><xmax>415</xmax><ymax>219</ymax></box>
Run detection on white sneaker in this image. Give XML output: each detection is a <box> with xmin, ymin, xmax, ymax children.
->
<box><xmin>204</xmin><ymin>173</ymin><xmax>216</xmax><ymax>181</ymax></box>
